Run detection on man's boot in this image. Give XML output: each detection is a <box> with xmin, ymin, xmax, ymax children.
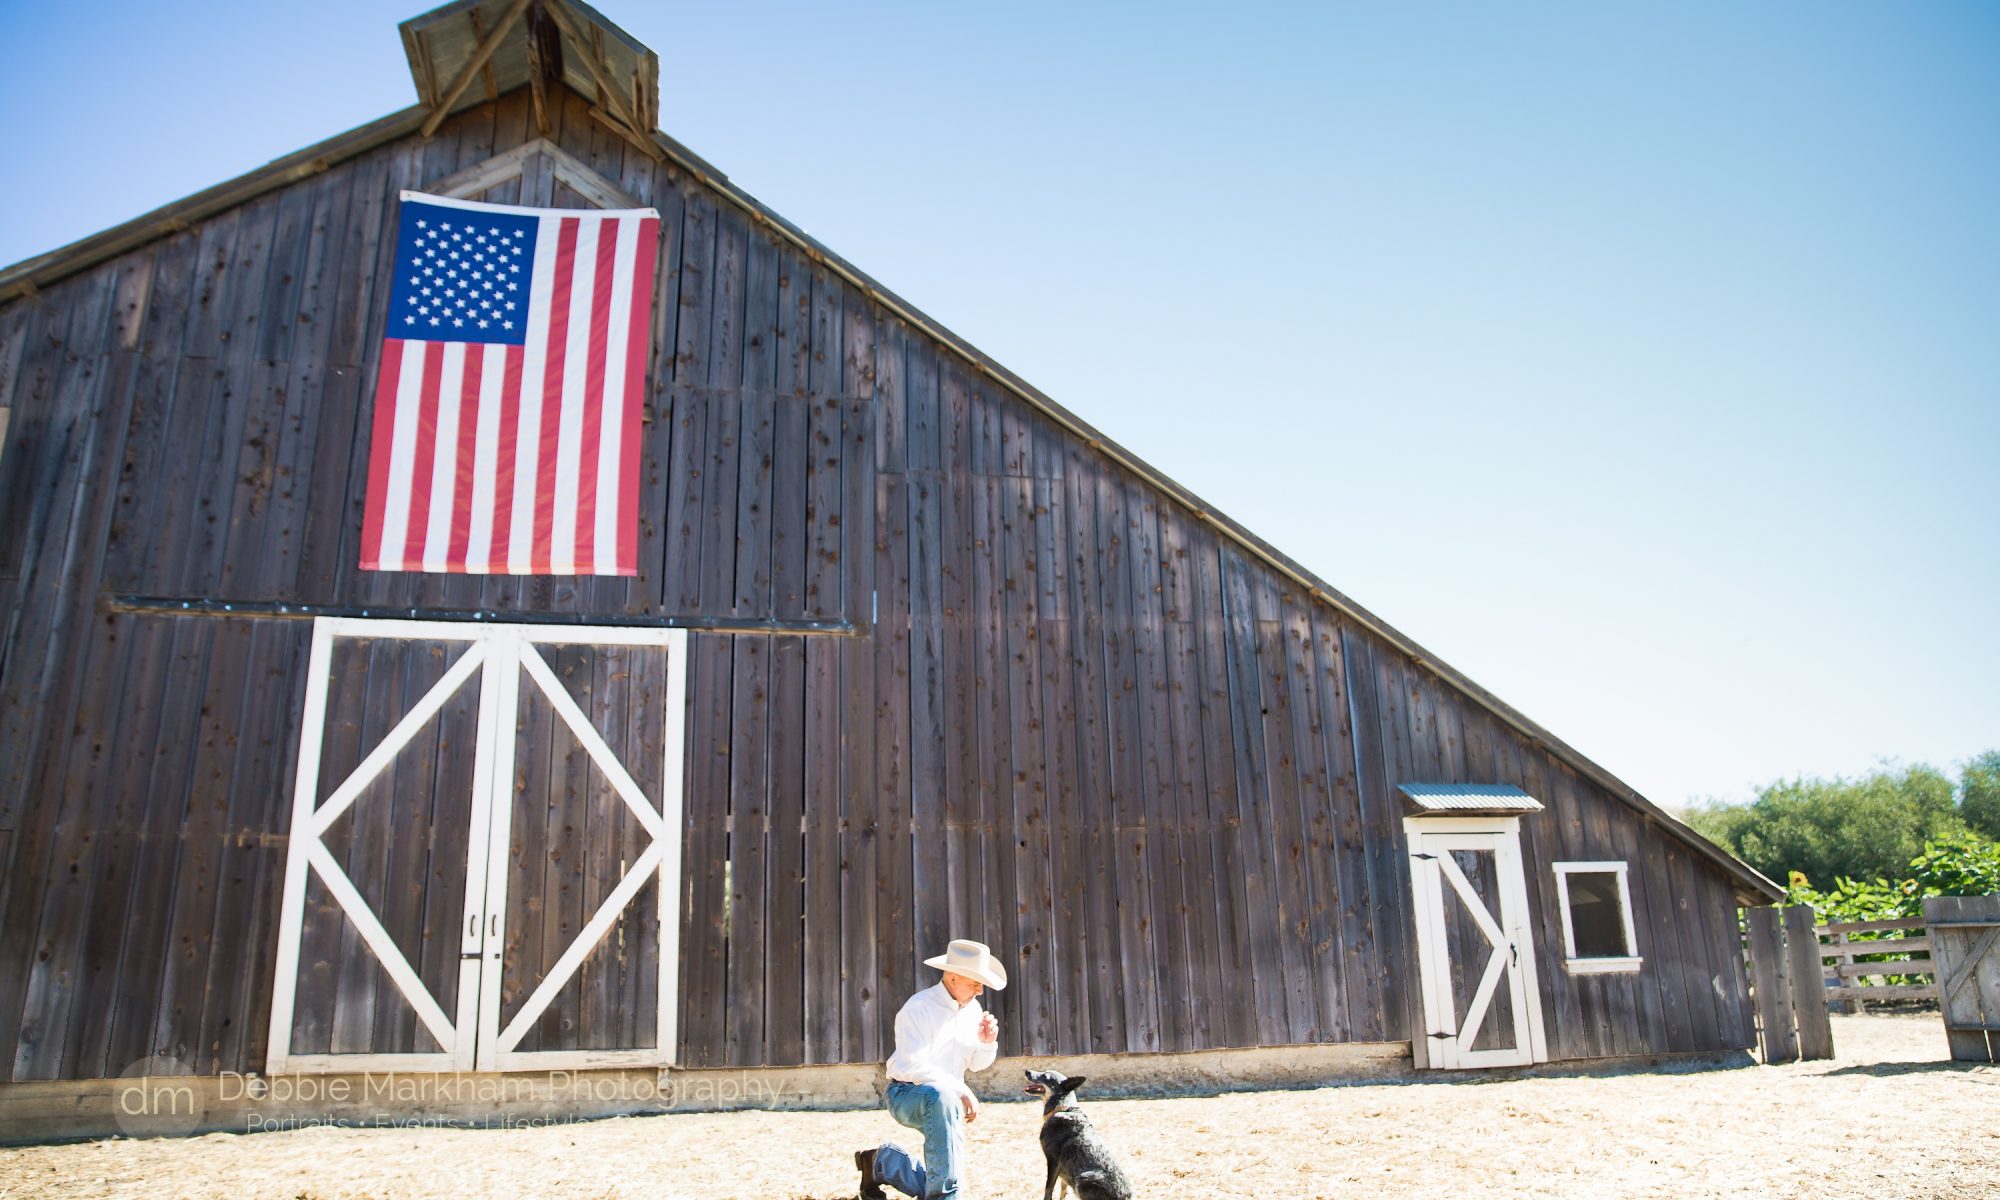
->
<box><xmin>855</xmin><ymin>1148</ymin><xmax>888</xmax><ymax>1200</ymax></box>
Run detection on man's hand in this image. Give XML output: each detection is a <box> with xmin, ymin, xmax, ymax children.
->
<box><xmin>961</xmin><ymin>1090</ymin><xmax>979</xmax><ymax>1124</ymax></box>
<box><xmin>976</xmin><ymin>1013</ymin><xmax>998</xmax><ymax>1044</ymax></box>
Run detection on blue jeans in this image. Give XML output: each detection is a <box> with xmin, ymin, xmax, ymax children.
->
<box><xmin>875</xmin><ymin>1081</ymin><xmax>964</xmax><ymax>1198</ymax></box>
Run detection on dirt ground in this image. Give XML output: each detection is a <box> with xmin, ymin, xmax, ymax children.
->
<box><xmin>4</xmin><ymin>1015</ymin><xmax>1996</xmax><ymax>1200</ymax></box>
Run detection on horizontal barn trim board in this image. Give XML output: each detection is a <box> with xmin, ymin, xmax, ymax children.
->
<box><xmin>0</xmin><ymin>1034</ymin><xmax>1765</xmax><ymax>1146</ymax></box>
<box><xmin>101</xmin><ymin>596</ymin><xmax>864</xmax><ymax>635</ymax></box>
<box><xmin>1</xmin><ymin>76</ymin><xmax>1776</xmax><ymax>903</ymax></box>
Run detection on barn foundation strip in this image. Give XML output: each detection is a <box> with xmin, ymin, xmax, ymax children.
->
<box><xmin>0</xmin><ymin>1042</ymin><xmax>1411</xmax><ymax>1145</ymax></box>
<box><xmin>100</xmin><ymin>595</ymin><xmax>864</xmax><ymax>636</ymax></box>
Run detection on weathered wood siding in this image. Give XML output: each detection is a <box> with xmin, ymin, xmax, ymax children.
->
<box><xmin>0</xmin><ymin>83</ymin><xmax>1754</xmax><ymax>1083</ymax></box>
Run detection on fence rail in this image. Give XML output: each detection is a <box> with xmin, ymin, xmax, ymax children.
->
<box><xmin>1815</xmin><ymin>920</ymin><xmax>1939</xmax><ymax>1005</ymax></box>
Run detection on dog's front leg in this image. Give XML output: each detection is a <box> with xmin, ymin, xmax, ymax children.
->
<box><xmin>1043</xmin><ymin>1161</ymin><xmax>1058</xmax><ymax>1200</ymax></box>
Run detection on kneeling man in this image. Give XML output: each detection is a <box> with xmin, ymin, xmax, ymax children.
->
<box><xmin>856</xmin><ymin>939</ymin><xmax>1008</xmax><ymax>1199</ymax></box>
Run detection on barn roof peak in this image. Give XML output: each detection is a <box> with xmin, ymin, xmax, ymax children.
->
<box><xmin>400</xmin><ymin>0</ymin><xmax>659</xmax><ymax>143</ymax></box>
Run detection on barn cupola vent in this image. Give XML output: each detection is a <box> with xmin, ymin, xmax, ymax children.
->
<box><xmin>401</xmin><ymin>0</ymin><xmax>659</xmax><ymax>152</ymax></box>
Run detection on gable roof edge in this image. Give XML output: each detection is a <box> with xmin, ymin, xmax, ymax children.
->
<box><xmin>0</xmin><ymin>105</ymin><xmax>430</xmax><ymax>304</ymax></box>
<box><xmin>631</xmin><ymin>124</ymin><xmax>1782</xmax><ymax>905</ymax></box>
<box><xmin>0</xmin><ymin>92</ymin><xmax>1779</xmax><ymax>904</ymax></box>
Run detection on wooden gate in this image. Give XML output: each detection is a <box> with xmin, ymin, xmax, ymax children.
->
<box><xmin>266</xmin><ymin>619</ymin><xmax>688</xmax><ymax>1074</ymax></box>
<box><xmin>1405</xmin><ymin>816</ymin><xmax>1549</xmax><ymax>1069</ymax></box>
<box><xmin>1926</xmin><ymin>894</ymin><xmax>2000</xmax><ymax>1063</ymax></box>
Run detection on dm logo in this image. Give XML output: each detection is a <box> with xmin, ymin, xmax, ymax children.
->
<box><xmin>114</xmin><ymin>1057</ymin><xmax>206</xmax><ymax>1137</ymax></box>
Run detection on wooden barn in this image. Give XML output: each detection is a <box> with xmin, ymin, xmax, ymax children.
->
<box><xmin>0</xmin><ymin>0</ymin><xmax>1783</xmax><ymax>1139</ymax></box>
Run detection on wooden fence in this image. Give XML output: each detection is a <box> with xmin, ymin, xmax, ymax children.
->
<box><xmin>1743</xmin><ymin>905</ymin><xmax>1834</xmax><ymax>1063</ymax></box>
<box><xmin>1815</xmin><ymin>917</ymin><xmax>1939</xmax><ymax>1009</ymax></box>
<box><xmin>1747</xmin><ymin>897</ymin><xmax>2000</xmax><ymax>1067</ymax></box>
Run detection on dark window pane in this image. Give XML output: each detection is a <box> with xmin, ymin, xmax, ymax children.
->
<box><xmin>1567</xmin><ymin>871</ymin><xmax>1629</xmax><ymax>958</ymax></box>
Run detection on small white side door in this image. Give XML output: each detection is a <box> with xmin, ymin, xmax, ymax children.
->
<box><xmin>1405</xmin><ymin>816</ymin><xmax>1548</xmax><ymax>1069</ymax></box>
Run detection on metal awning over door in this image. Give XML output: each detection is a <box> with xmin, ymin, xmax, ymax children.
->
<box><xmin>266</xmin><ymin>618</ymin><xmax>687</xmax><ymax>1074</ymax></box>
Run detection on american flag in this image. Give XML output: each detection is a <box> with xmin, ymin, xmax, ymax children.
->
<box><xmin>360</xmin><ymin>191</ymin><xmax>660</xmax><ymax>575</ymax></box>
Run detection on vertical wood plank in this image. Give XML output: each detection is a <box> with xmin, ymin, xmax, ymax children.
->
<box><xmin>1003</xmin><ymin>476</ymin><xmax>1056</xmax><ymax>1056</ymax></box>
<box><xmin>1783</xmin><ymin>903</ymin><xmax>1835</xmax><ymax>1061</ymax></box>
<box><xmin>1060</xmin><ymin>455</ymin><xmax>1123</xmax><ymax>1052</ymax></box>
<box><xmin>1033</xmin><ymin>474</ymin><xmax>1090</xmax><ymax>1054</ymax></box>
<box><xmin>1220</xmin><ymin>546</ymin><xmax>1288</xmax><ymax>1046</ymax></box>
<box><xmin>1122</xmin><ymin>480</ymin><xmax>1190</xmax><ymax>1051</ymax></box>
<box><xmin>1662</xmin><ymin>836</ymin><xmax>1723</xmax><ymax>1052</ymax></box>
<box><xmin>873</xmin><ymin>474</ymin><xmax>916</xmax><ymax>1056</ymax></box>
<box><xmin>764</xmin><ymin>635</ymin><xmax>808</xmax><ymax>1064</ymax></box>
<box><xmin>1343</xmin><ymin>626</ymin><xmax>1417</xmax><ymax>1044</ymax></box>
<box><xmin>677</xmin><ymin>633</ymin><xmax>732</xmax><ymax>1066</ymax></box>
<box><xmin>906</xmin><ymin>474</ymin><xmax>952</xmax><ymax>995</ymax></box>
<box><xmin>725</xmin><ymin>636</ymin><xmax>770</xmax><ymax>1067</ymax></box>
<box><xmin>1158</xmin><ymin>509</ymin><xmax>1226</xmax><ymax>1048</ymax></box>
<box><xmin>1745</xmin><ymin>905</ymin><xmax>1797</xmax><ymax>1064</ymax></box>
<box><xmin>1312</xmin><ymin>610</ymin><xmax>1380</xmax><ymax>1041</ymax></box>
<box><xmin>1096</xmin><ymin>469</ymin><xmax>1159</xmax><ymax>1052</ymax></box>
<box><xmin>802</xmin><ymin>634</ymin><xmax>843</xmax><ymax>1063</ymax></box>
<box><xmin>1190</xmin><ymin>527</ymin><xmax>1256</xmax><ymax>1049</ymax></box>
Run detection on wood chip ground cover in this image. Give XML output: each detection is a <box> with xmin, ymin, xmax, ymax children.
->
<box><xmin>4</xmin><ymin>1015</ymin><xmax>1995</xmax><ymax>1199</ymax></box>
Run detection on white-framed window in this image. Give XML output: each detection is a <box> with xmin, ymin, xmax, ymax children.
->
<box><xmin>1552</xmin><ymin>861</ymin><xmax>1641</xmax><ymax>974</ymax></box>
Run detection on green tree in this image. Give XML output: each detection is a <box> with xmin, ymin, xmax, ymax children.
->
<box><xmin>1686</xmin><ymin>763</ymin><xmax>1964</xmax><ymax>889</ymax></box>
<box><xmin>1961</xmin><ymin>749</ymin><xmax>2000</xmax><ymax>842</ymax></box>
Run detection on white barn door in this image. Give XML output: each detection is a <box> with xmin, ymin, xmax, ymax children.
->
<box><xmin>1405</xmin><ymin>816</ymin><xmax>1549</xmax><ymax>1069</ymax></box>
<box><xmin>267</xmin><ymin>618</ymin><xmax>688</xmax><ymax>1075</ymax></box>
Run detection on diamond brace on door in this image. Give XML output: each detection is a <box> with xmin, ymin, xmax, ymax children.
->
<box><xmin>360</xmin><ymin>191</ymin><xmax>661</xmax><ymax>575</ymax></box>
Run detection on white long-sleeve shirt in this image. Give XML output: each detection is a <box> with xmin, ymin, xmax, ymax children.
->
<box><xmin>884</xmin><ymin>982</ymin><xmax>997</xmax><ymax>1100</ymax></box>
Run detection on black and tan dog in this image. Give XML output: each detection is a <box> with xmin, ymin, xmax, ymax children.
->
<box><xmin>1023</xmin><ymin>1069</ymin><xmax>1135</xmax><ymax>1200</ymax></box>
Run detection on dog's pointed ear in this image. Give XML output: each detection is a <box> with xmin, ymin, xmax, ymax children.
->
<box><xmin>1058</xmin><ymin>1075</ymin><xmax>1087</xmax><ymax>1095</ymax></box>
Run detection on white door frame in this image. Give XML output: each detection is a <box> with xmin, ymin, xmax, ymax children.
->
<box><xmin>1404</xmin><ymin>815</ymin><xmax>1549</xmax><ymax>1070</ymax></box>
<box><xmin>267</xmin><ymin>617</ymin><xmax>688</xmax><ymax>1075</ymax></box>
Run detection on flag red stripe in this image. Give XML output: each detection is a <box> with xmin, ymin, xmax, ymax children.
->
<box><xmin>403</xmin><ymin>345</ymin><xmax>448</xmax><ymax>566</ymax></box>
<box><xmin>492</xmin><ymin>344</ymin><xmax>524</xmax><ymax>569</ymax></box>
<box><xmin>447</xmin><ymin>347</ymin><xmax>483</xmax><ymax>570</ymax></box>
<box><xmin>577</xmin><ymin>221</ymin><xmax>619</xmax><ymax>567</ymax></box>
<box><xmin>619</xmin><ymin>218</ymin><xmax>660</xmax><ymax>574</ymax></box>
<box><xmin>533</xmin><ymin>218</ymin><xmax>579</xmax><ymax>574</ymax></box>
<box><xmin>359</xmin><ymin>339</ymin><xmax>406</xmax><ymax>569</ymax></box>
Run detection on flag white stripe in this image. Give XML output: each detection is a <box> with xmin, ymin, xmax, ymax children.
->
<box><xmin>551</xmin><ymin>218</ymin><xmax>598</xmax><ymax>575</ymax></box>
<box><xmin>422</xmin><ymin>342</ymin><xmax>466</xmax><ymax>571</ymax></box>
<box><xmin>509</xmin><ymin>216</ymin><xmax>561</xmax><ymax>573</ymax></box>
<box><xmin>595</xmin><ymin>217</ymin><xmax>639</xmax><ymax>574</ymax></box>
<box><xmin>377</xmin><ymin>340</ymin><xmax>428</xmax><ymax>570</ymax></box>
<box><xmin>465</xmin><ymin>343</ymin><xmax>504</xmax><ymax>572</ymax></box>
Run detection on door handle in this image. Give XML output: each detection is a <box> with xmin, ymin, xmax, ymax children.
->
<box><xmin>467</xmin><ymin>913</ymin><xmax>479</xmax><ymax>941</ymax></box>
<box><xmin>489</xmin><ymin>914</ymin><xmax>500</xmax><ymax>938</ymax></box>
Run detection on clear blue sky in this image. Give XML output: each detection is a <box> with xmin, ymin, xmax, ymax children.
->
<box><xmin>4</xmin><ymin>1</ymin><xmax>1995</xmax><ymax>809</ymax></box>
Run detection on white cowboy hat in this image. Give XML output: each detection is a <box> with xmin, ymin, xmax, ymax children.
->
<box><xmin>924</xmin><ymin>939</ymin><xmax>1008</xmax><ymax>990</ymax></box>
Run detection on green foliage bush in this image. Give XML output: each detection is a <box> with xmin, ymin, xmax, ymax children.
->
<box><xmin>1782</xmin><ymin>830</ymin><xmax>2000</xmax><ymax>925</ymax></box>
<box><xmin>1686</xmin><ymin>762</ymin><xmax>1964</xmax><ymax>887</ymax></box>
<box><xmin>1962</xmin><ymin>750</ymin><xmax>2000</xmax><ymax>842</ymax></box>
